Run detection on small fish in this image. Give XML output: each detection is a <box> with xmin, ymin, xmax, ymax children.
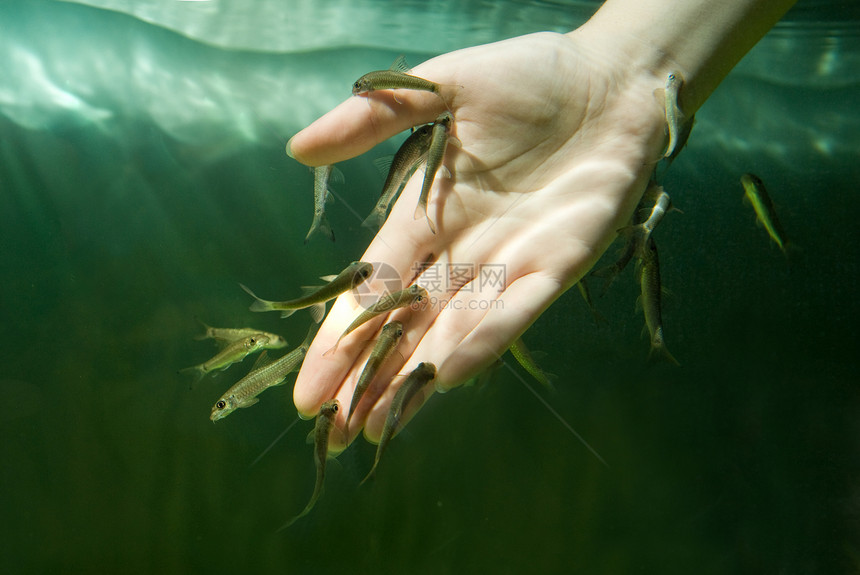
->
<box><xmin>352</xmin><ymin>55</ymin><xmax>443</xmax><ymax>97</ymax></box>
<box><xmin>618</xmin><ymin>183</ymin><xmax>674</xmax><ymax>258</ymax></box>
<box><xmin>210</xmin><ymin>324</ymin><xmax>318</xmax><ymax>421</ymax></box>
<box><xmin>575</xmin><ymin>280</ymin><xmax>604</xmax><ymax>325</ymax></box>
<box><xmin>591</xmin><ymin>232</ymin><xmax>637</xmax><ymax>297</ymax></box>
<box><xmin>663</xmin><ymin>71</ymin><xmax>685</xmax><ymax>158</ymax></box>
<box><xmin>194</xmin><ymin>320</ymin><xmax>288</xmax><ymax>349</ymax></box>
<box><xmin>635</xmin><ymin>238</ymin><xmax>679</xmax><ymax>366</ymax></box>
<box><xmin>240</xmin><ymin>261</ymin><xmax>373</xmax><ymax>322</ymax></box>
<box><xmin>361</xmin><ymin>362</ymin><xmax>436</xmax><ymax>484</ymax></box>
<box><xmin>345</xmin><ymin>321</ymin><xmax>405</xmax><ymax>436</ymax></box>
<box><xmin>329</xmin><ymin>284</ymin><xmax>428</xmax><ymax>353</ymax></box>
<box><xmin>280</xmin><ymin>399</ymin><xmax>340</xmax><ymax>529</ymax></box>
<box><xmin>304</xmin><ymin>165</ymin><xmax>339</xmax><ymax>244</ymax></box>
<box><xmin>509</xmin><ymin>337</ymin><xmax>555</xmax><ymax>391</ymax></box>
<box><xmin>740</xmin><ymin>173</ymin><xmax>788</xmax><ymax>253</ymax></box>
<box><xmin>591</xmin><ymin>183</ymin><xmax>673</xmax><ymax>297</ymax></box>
<box><xmin>363</xmin><ymin>125</ymin><xmax>433</xmax><ymax>230</ymax></box>
<box><xmin>414</xmin><ymin>112</ymin><xmax>453</xmax><ymax>234</ymax></box>
<box><xmin>181</xmin><ymin>333</ymin><xmax>271</xmax><ymax>384</ymax></box>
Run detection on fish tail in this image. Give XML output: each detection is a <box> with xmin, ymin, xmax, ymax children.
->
<box><xmin>436</xmin><ymin>83</ymin><xmax>462</xmax><ymax>111</ymax></box>
<box><xmin>359</xmin><ymin>460</ymin><xmax>379</xmax><ymax>486</ymax></box>
<box><xmin>304</xmin><ymin>214</ymin><xmax>335</xmax><ymax>244</ymax></box>
<box><xmin>178</xmin><ymin>366</ymin><xmax>205</xmax><ymax>389</ymax></box>
<box><xmin>413</xmin><ymin>202</ymin><xmax>436</xmax><ymax>234</ymax></box>
<box><xmin>590</xmin><ymin>264</ymin><xmax>621</xmax><ymax>297</ymax></box>
<box><xmin>193</xmin><ymin>317</ymin><xmax>213</xmax><ymax>340</ymax></box>
<box><xmin>249</xmin><ymin>299</ymin><xmax>275</xmax><ymax>313</ymax></box>
<box><xmin>362</xmin><ymin>208</ymin><xmax>387</xmax><ymax>230</ymax></box>
<box><xmin>648</xmin><ymin>341</ymin><xmax>681</xmax><ymax>367</ymax></box>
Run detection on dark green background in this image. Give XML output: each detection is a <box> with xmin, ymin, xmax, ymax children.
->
<box><xmin>1</xmin><ymin>1</ymin><xmax>857</xmax><ymax>573</ymax></box>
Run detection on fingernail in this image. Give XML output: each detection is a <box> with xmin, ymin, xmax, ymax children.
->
<box><xmin>285</xmin><ymin>135</ymin><xmax>295</xmax><ymax>158</ymax></box>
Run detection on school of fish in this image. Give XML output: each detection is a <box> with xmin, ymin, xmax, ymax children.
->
<box><xmin>179</xmin><ymin>62</ymin><xmax>790</xmax><ymax>529</ymax></box>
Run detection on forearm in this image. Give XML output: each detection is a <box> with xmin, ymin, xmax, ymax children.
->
<box><xmin>573</xmin><ymin>0</ymin><xmax>797</xmax><ymax>114</ymax></box>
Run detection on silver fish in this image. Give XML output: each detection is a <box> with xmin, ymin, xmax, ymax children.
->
<box><xmin>194</xmin><ymin>320</ymin><xmax>288</xmax><ymax>349</ymax></box>
<box><xmin>509</xmin><ymin>336</ymin><xmax>555</xmax><ymax>391</ymax></box>
<box><xmin>181</xmin><ymin>333</ymin><xmax>271</xmax><ymax>384</ymax></box>
<box><xmin>352</xmin><ymin>55</ymin><xmax>442</xmax><ymax>96</ymax></box>
<box><xmin>619</xmin><ymin>183</ymin><xmax>674</xmax><ymax>258</ymax></box>
<box><xmin>210</xmin><ymin>325</ymin><xmax>318</xmax><ymax>421</ymax></box>
<box><xmin>361</xmin><ymin>362</ymin><xmax>436</xmax><ymax>484</ymax></box>
<box><xmin>330</xmin><ymin>284</ymin><xmax>428</xmax><ymax>353</ymax></box>
<box><xmin>635</xmin><ymin>238</ymin><xmax>679</xmax><ymax>366</ymax></box>
<box><xmin>345</xmin><ymin>321</ymin><xmax>405</xmax><ymax>436</ymax></box>
<box><xmin>279</xmin><ymin>398</ymin><xmax>340</xmax><ymax>529</ymax></box>
<box><xmin>740</xmin><ymin>173</ymin><xmax>788</xmax><ymax>253</ymax></box>
<box><xmin>240</xmin><ymin>261</ymin><xmax>373</xmax><ymax>322</ymax></box>
<box><xmin>414</xmin><ymin>112</ymin><xmax>453</xmax><ymax>234</ymax></box>
<box><xmin>663</xmin><ymin>71</ymin><xmax>685</xmax><ymax>158</ymax></box>
<box><xmin>304</xmin><ymin>164</ymin><xmax>339</xmax><ymax>244</ymax></box>
<box><xmin>363</xmin><ymin>125</ymin><xmax>433</xmax><ymax>230</ymax></box>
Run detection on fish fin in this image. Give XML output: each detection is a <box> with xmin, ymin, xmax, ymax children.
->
<box><xmin>244</xmin><ymin>397</ymin><xmax>260</xmax><ymax>408</ymax></box>
<box><xmin>240</xmin><ymin>283</ymin><xmax>276</xmax><ymax>313</ymax></box>
<box><xmin>319</xmin><ymin>275</ymin><xmax>338</xmax><ymax>283</ymax></box>
<box><xmin>635</xmin><ymin>295</ymin><xmax>643</xmax><ymax>314</ymax></box>
<box><xmin>324</xmin><ymin>189</ymin><xmax>336</xmax><ymax>205</ymax></box>
<box><xmin>389</xmin><ymin>54</ymin><xmax>410</xmax><ymax>73</ymax></box>
<box><xmin>329</xmin><ymin>166</ymin><xmax>345</xmax><ymax>185</ymax></box>
<box><xmin>306</xmin><ymin>428</ymin><xmax>315</xmax><ymax>444</ymax></box>
<box><xmin>373</xmin><ymin>155</ymin><xmax>393</xmax><ymax>176</ymax></box>
<box><xmin>250</xmin><ymin>350</ymin><xmax>271</xmax><ymax>371</ymax></box>
<box><xmin>309</xmin><ymin>302</ymin><xmax>327</xmax><ymax>324</ymax></box>
<box><xmin>279</xmin><ymin>309</ymin><xmax>296</xmax><ymax>319</ymax></box>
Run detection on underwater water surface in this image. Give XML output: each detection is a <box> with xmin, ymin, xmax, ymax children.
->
<box><xmin>1</xmin><ymin>1</ymin><xmax>858</xmax><ymax>573</ymax></box>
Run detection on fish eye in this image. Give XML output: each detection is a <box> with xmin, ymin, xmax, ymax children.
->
<box><xmin>353</xmin><ymin>81</ymin><xmax>361</xmax><ymax>90</ymax></box>
<box><xmin>216</xmin><ymin>400</ymin><xmax>226</xmax><ymax>409</ymax></box>
<box><xmin>330</xmin><ymin>403</ymin><xmax>339</xmax><ymax>412</ymax></box>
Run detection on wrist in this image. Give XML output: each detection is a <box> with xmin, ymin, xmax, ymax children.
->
<box><xmin>572</xmin><ymin>0</ymin><xmax>797</xmax><ymax>115</ymax></box>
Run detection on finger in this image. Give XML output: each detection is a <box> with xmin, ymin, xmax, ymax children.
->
<box><xmin>360</xmin><ymin>270</ymin><xmax>562</xmax><ymax>442</ymax></box>
<box><xmin>293</xmin><ymin>178</ymin><xmax>441</xmax><ymax>420</ymax></box>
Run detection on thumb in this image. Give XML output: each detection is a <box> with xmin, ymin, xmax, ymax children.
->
<box><xmin>286</xmin><ymin>70</ymin><xmax>452</xmax><ymax>167</ymax></box>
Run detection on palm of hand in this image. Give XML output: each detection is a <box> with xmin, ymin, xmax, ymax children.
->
<box><xmin>290</xmin><ymin>32</ymin><xmax>667</xmax><ymax>450</ymax></box>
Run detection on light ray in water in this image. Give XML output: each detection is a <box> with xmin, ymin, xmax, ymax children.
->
<box><xmin>250</xmin><ymin>415</ymin><xmax>301</xmax><ymax>467</ymax></box>
<box><xmin>492</xmin><ymin>348</ymin><xmax>609</xmax><ymax>468</ymax></box>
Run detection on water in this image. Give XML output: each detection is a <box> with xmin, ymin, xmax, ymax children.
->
<box><xmin>1</xmin><ymin>1</ymin><xmax>858</xmax><ymax>573</ymax></box>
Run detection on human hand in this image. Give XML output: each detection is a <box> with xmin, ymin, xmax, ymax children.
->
<box><xmin>288</xmin><ymin>31</ymin><xmax>669</xmax><ymax>451</ymax></box>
